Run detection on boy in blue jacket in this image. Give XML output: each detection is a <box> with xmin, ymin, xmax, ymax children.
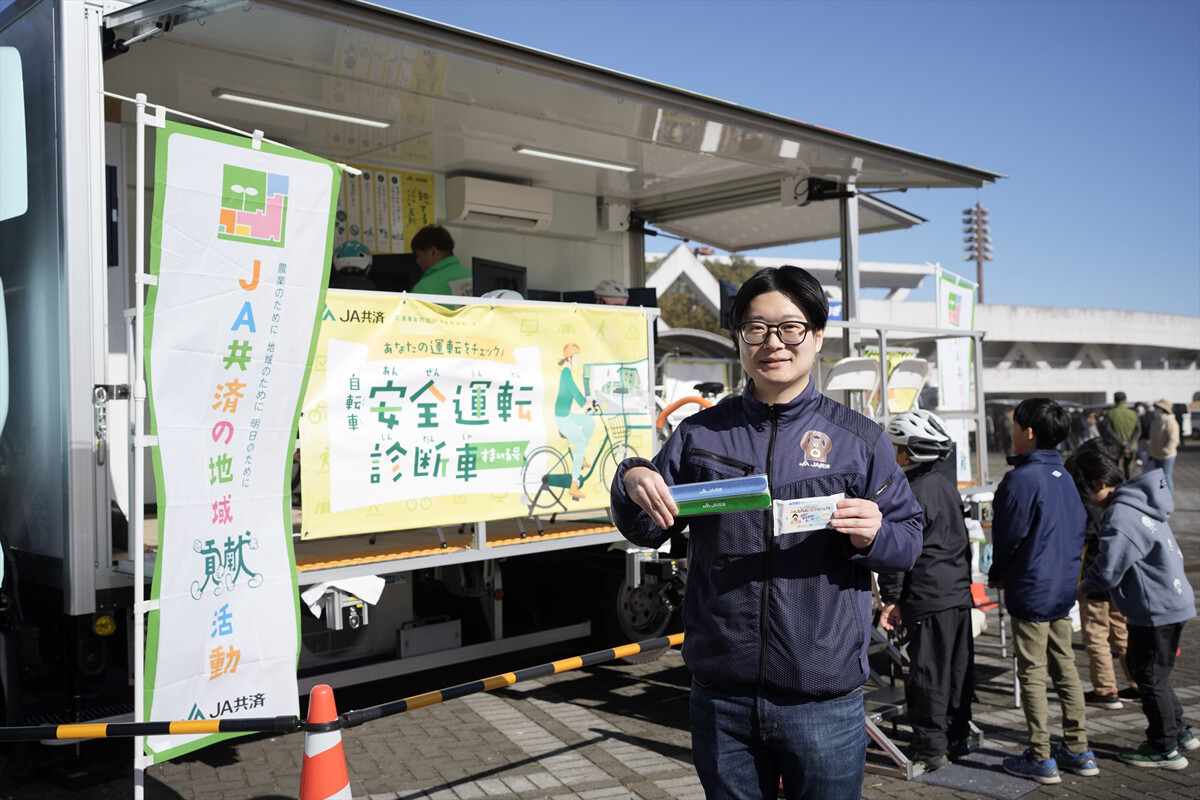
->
<box><xmin>1067</xmin><ymin>449</ymin><xmax>1196</xmax><ymax>769</ymax></box>
<box><xmin>988</xmin><ymin>398</ymin><xmax>1094</xmax><ymax>784</ymax></box>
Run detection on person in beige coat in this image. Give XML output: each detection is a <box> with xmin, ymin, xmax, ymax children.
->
<box><xmin>1147</xmin><ymin>399</ymin><xmax>1180</xmax><ymax>494</ymax></box>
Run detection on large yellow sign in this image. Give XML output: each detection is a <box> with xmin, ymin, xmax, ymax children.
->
<box><xmin>299</xmin><ymin>294</ymin><xmax>655</xmax><ymax>538</ymax></box>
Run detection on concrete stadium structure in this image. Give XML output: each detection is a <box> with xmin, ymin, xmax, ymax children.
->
<box><xmin>647</xmin><ymin>244</ymin><xmax>1200</xmax><ymax>409</ymax></box>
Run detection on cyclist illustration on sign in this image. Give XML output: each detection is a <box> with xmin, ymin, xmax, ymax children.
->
<box><xmin>555</xmin><ymin>344</ymin><xmax>598</xmax><ymax>500</ymax></box>
<box><xmin>522</xmin><ymin>345</ymin><xmax>640</xmax><ymax>514</ymax></box>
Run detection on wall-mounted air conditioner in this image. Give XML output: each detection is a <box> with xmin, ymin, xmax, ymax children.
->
<box><xmin>445</xmin><ymin>176</ymin><xmax>553</xmax><ymax>231</ymax></box>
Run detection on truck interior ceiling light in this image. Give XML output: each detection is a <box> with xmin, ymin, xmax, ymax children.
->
<box><xmin>514</xmin><ymin>145</ymin><xmax>635</xmax><ymax>173</ymax></box>
<box><xmin>212</xmin><ymin>88</ymin><xmax>391</xmax><ymax>129</ymax></box>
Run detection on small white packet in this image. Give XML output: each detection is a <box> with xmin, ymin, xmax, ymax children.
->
<box><xmin>774</xmin><ymin>493</ymin><xmax>844</xmax><ymax>534</ymax></box>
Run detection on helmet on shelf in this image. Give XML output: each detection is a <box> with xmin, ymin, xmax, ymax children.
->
<box><xmin>481</xmin><ymin>288</ymin><xmax>523</xmax><ymax>300</ymax></box>
<box><xmin>333</xmin><ymin>240</ymin><xmax>372</xmax><ymax>272</ymax></box>
<box><xmin>885</xmin><ymin>409</ymin><xmax>953</xmax><ymax>462</ymax></box>
<box><xmin>593</xmin><ymin>278</ymin><xmax>628</xmax><ymax>300</ymax></box>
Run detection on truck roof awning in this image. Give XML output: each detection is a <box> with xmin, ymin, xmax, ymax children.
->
<box><xmin>648</xmin><ymin>192</ymin><xmax>925</xmax><ymax>253</ymax></box>
<box><xmin>105</xmin><ymin>0</ymin><xmax>1002</xmax><ymax>251</ymax></box>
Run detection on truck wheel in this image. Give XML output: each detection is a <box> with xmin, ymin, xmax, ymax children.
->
<box><xmin>599</xmin><ymin>573</ymin><xmax>675</xmax><ymax>664</ymax></box>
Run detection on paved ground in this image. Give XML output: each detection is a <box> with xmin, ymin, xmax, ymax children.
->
<box><xmin>3</xmin><ymin>443</ymin><xmax>1198</xmax><ymax>800</ymax></box>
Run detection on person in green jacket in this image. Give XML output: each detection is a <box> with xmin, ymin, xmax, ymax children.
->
<box><xmin>410</xmin><ymin>225</ymin><xmax>472</xmax><ymax>297</ymax></box>
<box><xmin>1106</xmin><ymin>392</ymin><xmax>1141</xmax><ymax>478</ymax></box>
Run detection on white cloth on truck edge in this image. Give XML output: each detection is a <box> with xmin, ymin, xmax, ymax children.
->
<box><xmin>300</xmin><ymin>576</ymin><xmax>386</xmax><ymax>619</ymax></box>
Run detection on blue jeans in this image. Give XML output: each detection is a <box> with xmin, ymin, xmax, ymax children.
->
<box><xmin>1150</xmin><ymin>457</ymin><xmax>1176</xmax><ymax>495</ymax></box>
<box><xmin>690</xmin><ymin>680</ymin><xmax>867</xmax><ymax>800</ymax></box>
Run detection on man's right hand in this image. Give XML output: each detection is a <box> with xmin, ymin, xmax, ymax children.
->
<box><xmin>623</xmin><ymin>466</ymin><xmax>678</xmax><ymax>530</ymax></box>
<box><xmin>880</xmin><ymin>603</ymin><xmax>902</xmax><ymax>632</ymax></box>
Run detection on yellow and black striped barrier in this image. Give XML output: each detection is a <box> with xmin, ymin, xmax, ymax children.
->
<box><xmin>340</xmin><ymin>632</ymin><xmax>684</xmax><ymax>729</ymax></box>
<box><xmin>0</xmin><ymin>715</ymin><xmax>302</xmax><ymax>743</ymax></box>
<box><xmin>0</xmin><ymin>632</ymin><xmax>683</xmax><ymax>742</ymax></box>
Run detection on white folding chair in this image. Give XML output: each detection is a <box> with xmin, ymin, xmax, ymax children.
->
<box><xmin>884</xmin><ymin>358</ymin><xmax>929</xmax><ymax>414</ymax></box>
<box><xmin>822</xmin><ymin>357</ymin><xmax>881</xmax><ymax>416</ymax></box>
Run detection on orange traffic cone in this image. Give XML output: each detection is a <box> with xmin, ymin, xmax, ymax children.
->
<box><xmin>299</xmin><ymin>684</ymin><xmax>351</xmax><ymax>800</ymax></box>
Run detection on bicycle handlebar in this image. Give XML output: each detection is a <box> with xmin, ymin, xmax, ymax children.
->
<box><xmin>656</xmin><ymin>396</ymin><xmax>714</xmax><ymax>429</ymax></box>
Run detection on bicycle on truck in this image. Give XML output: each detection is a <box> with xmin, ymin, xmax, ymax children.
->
<box><xmin>521</xmin><ymin>408</ymin><xmax>639</xmax><ymax>515</ymax></box>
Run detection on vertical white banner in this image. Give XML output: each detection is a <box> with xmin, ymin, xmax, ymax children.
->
<box><xmin>935</xmin><ymin>268</ymin><xmax>978</xmax><ymax>483</ymax></box>
<box><xmin>943</xmin><ymin>418</ymin><xmax>974</xmax><ymax>484</ymax></box>
<box><xmin>142</xmin><ymin>122</ymin><xmax>337</xmax><ymax>762</ymax></box>
<box><xmin>935</xmin><ymin>268</ymin><xmax>978</xmax><ymax>410</ymax></box>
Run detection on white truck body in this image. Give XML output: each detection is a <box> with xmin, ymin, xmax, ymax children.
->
<box><xmin>0</xmin><ymin>0</ymin><xmax>997</xmax><ymax>725</ymax></box>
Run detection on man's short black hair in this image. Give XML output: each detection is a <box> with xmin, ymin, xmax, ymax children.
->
<box><xmin>1114</xmin><ymin>391</ymin><xmax>1127</xmax><ymax>404</ymax></box>
<box><xmin>410</xmin><ymin>224</ymin><xmax>455</xmax><ymax>254</ymax></box>
<box><xmin>728</xmin><ymin>266</ymin><xmax>828</xmax><ymax>343</ymax></box>
<box><xmin>1065</xmin><ymin>448</ymin><xmax>1124</xmax><ymax>499</ymax></box>
<box><xmin>1013</xmin><ymin>397</ymin><xmax>1070</xmax><ymax>449</ymax></box>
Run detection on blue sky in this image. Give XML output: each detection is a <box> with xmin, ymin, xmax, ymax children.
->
<box><xmin>385</xmin><ymin>0</ymin><xmax>1200</xmax><ymax>317</ymax></box>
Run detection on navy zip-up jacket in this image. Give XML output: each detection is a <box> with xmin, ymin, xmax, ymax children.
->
<box><xmin>877</xmin><ymin>462</ymin><xmax>974</xmax><ymax>620</ymax></box>
<box><xmin>610</xmin><ymin>379</ymin><xmax>922</xmax><ymax>698</ymax></box>
<box><xmin>987</xmin><ymin>449</ymin><xmax>1086</xmax><ymax>621</ymax></box>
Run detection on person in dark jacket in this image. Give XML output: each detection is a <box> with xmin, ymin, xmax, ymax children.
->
<box><xmin>989</xmin><ymin>398</ymin><xmax>1095</xmax><ymax>785</ymax></box>
<box><xmin>329</xmin><ymin>240</ymin><xmax>377</xmax><ymax>290</ymax></box>
<box><xmin>1067</xmin><ymin>450</ymin><xmax>1196</xmax><ymax>770</ymax></box>
<box><xmin>878</xmin><ymin>410</ymin><xmax>973</xmax><ymax>771</ymax></box>
<box><xmin>611</xmin><ymin>266</ymin><xmax>923</xmax><ymax>800</ymax></box>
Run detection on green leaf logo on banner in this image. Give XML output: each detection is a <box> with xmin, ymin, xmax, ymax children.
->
<box><xmin>217</xmin><ymin>164</ymin><xmax>289</xmax><ymax>247</ymax></box>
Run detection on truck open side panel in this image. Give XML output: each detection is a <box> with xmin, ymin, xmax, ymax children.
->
<box><xmin>0</xmin><ymin>0</ymin><xmax>997</xmax><ymax>726</ymax></box>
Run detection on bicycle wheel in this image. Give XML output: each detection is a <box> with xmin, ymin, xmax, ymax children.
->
<box><xmin>521</xmin><ymin>445</ymin><xmax>570</xmax><ymax>510</ymax></box>
<box><xmin>599</xmin><ymin>442</ymin><xmax>637</xmax><ymax>493</ymax></box>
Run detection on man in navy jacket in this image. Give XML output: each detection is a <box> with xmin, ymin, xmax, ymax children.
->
<box><xmin>613</xmin><ymin>266</ymin><xmax>922</xmax><ymax>800</ymax></box>
<box><xmin>989</xmin><ymin>398</ymin><xmax>1093</xmax><ymax>785</ymax></box>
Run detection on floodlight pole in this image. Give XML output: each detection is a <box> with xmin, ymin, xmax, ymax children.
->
<box><xmin>962</xmin><ymin>203</ymin><xmax>993</xmax><ymax>303</ymax></box>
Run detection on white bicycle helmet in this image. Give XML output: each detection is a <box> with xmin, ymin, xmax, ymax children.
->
<box><xmin>593</xmin><ymin>278</ymin><xmax>628</xmax><ymax>300</ymax></box>
<box><xmin>333</xmin><ymin>240</ymin><xmax>372</xmax><ymax>272</ymax></box>
<box><xmin>481</xmin><ymin>288</ymin><xmax>523</xmax><ymax>300</ymax></box>
<box><xmin>886</xmin><ymin>409</ymin><xmax>953</xmax><ymax>462</ymax></box>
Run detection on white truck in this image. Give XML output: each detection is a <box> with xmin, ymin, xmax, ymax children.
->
<box><xmin>0</xmin><ymin>0</ymin><xmax>998</xmax><ymax>728</ymax></box>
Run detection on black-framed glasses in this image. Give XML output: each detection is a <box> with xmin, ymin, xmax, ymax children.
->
<box><xmin>738</xmin><ymin>320</ymin><xmax>813</xmax><ymax>345</ymax></box>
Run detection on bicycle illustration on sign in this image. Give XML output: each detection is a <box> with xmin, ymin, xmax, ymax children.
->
<box><xmin>521</xmin><ymin>349</ymin><xmax>649</xmax><ymax>515</ymax></box>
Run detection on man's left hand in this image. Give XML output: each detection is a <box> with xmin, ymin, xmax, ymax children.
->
<box><xmin>830</xmin><ymin>498</ymin><xmax>882</xmax><ymax>550</ymax></box>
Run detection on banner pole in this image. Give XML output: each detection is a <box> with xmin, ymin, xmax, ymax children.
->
<box><xmin>934</xmin><ymin>265</ymin><xmax>943</xmax><ymax>330</ymax></box>
<box><xmin>132</xmin><ymin>90</ymin><xmax>148</xmax><ymax>800</ymax></box>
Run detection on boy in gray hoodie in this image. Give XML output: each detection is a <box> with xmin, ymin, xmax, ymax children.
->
<box><xmin>1066</xmin><ymin>449</ymin><xmax>1196</xmax><ymax>770</ymax></box>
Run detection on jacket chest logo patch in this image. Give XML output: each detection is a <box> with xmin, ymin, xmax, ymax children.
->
<box><xmin>799</xmin><ymin>429</ymin><xmax>832</xmax><ymax>469</ymax></box>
